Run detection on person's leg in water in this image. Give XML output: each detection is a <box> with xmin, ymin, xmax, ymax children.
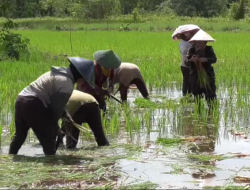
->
<box><xmin>130</xmin><ymin>78</ymin><xmax>149</xmax><ymax>99</ymax></box>
<box><xmin>62</xmin><ymin>119</ymin><xmax>80</xmax><ymax>149</ymax></box>
<box><xmin>205</xmin><ymin>78</ymin><xmax>217</xmax><ymax>115</ymax></box>
<box><xmin>28</xmin><ymin>98</ymin><xmax>57</xmax><ymax>155</ymax></box>
<box><xmin>181</xmin><ymin>66</ymin><xmax>192</xmax><ymax>96</ymax></box>
<box><xmin>9</xmin><ymin>96</ymin><xmax>57</xmax><ymax>155</ymax></box>
<box><xmin>9</xmin><ymin>96</ymin><xmax>30</xmax><ymax>155</ymax></box>
<box><xmin>64</xmin><ymin>102</ymin><xmax>109</xmax><ymax>149</ymax></box>
<box><xmin>190</xmin><ymin>75</ymin><xmax>204</xmax><ymax>113</ymax></box>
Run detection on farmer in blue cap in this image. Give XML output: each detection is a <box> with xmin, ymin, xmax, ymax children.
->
<box><xmin>77</xmin><ymin>50</ymin><xmax>121</xmax><ymax>113</ymax></box>
<box><xmin>9</xmin><ymin>57</ymin><xmax>95</xmax><ymax>156</ymax></box>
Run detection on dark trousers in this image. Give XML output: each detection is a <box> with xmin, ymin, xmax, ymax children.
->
<box><xmin>119</xmin><ymin>78</ymin><xmax>149</xmax><ymax>102</ymax></box>
<box><xmin>189</xmin><ymin>74</ymin><xmax>217</xmax><ymax>109</ymax></box>
<box><xmin>61</xmin><ymin>103</ymin><xmax>109</xmax><ymax>149</ymax></box>
<box><xmin>9</xmin><ymin>96</ymin><xmax>58</xmax><ymax>155</ymax></box>
<box><xmin>181</xmin><ymin>66</ymin><xmax>191</xmax><ymax>96</ymax></box>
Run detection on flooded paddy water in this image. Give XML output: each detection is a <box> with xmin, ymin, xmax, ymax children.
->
<box><xmin>1</xmin><ymin>84</ymin><xmax>250</xmax><ymax>189</ymax></box>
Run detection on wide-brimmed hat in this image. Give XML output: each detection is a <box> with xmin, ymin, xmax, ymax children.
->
<box><xmin>67</xmin><ymin>57</ymin><xmax>95</xmax><ymax>88</ymax></box>
<box><xmin>188</xmin><ymin>29</ymin><xmax>215</xmax><ymax>42</ymax></box>
<box><xmin>94</xmin><ymin>50</ymin><xmax>121</xmax><ymax>69</ymax></box>
<box><xmin>172</xmin><ymin>24</ymin><xmax>200</xmax><ymax>41</ymax></box>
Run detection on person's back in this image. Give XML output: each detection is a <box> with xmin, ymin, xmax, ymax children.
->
<box><xmin>66</xmin><ymin>90</ymin><xmax>98</xmax><ymax>116</ymax></box>
<box><xmin>20</xmin><ymin>67</ymin><xmax>74</xmax><ymax>108</ymax></box>
<box><xmin>114</xmin><ymin>63</ymin><xmax>143</xmax><ymax>86</ymax></box>
<box><xmin>111</xmin><ymin>62</ymin><xmax>148</xmax><ymax>102</ymax></box>
<box><xmin>19</xmin><ymin>66</ymin><xmax>74</xmax><ymax>120</ymax></box>
<box><xmin>61</xmin><ymin>90</ymin><xmax>109</xmax><ymax>149</ymax></box>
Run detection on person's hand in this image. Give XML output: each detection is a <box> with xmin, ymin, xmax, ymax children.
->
<box><xmin>190</xmin><ymin>55</ymin><xmax>199</xmax><ymax>62</ymax></box>
<box><xmin>199</xmin><ymin>58</ymin><xmax>208</xmax><ymax>63</ymax></box>
<box><xmin>102</xmin><ymin>89</ymin><xmax>111</xmax><ymax>100</ymax></box>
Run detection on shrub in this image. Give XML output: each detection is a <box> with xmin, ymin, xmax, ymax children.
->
<box><xmin>230</xmin><ymin>0</ymin><xmax>245</xmax><ymax>20</ymax></box>
<box><xmin>0</xmin><ymin>19</ymin><xmax>30</xmax><ymax>60</ymax></box>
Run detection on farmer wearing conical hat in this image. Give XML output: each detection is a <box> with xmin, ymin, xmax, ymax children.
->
<box><xmin>9</xmin><ymin>57</ymin><xmax>96</xmax><ymax>156</ymax></box>
<box><xmin>185</xmin><ymin>29</ymin><xmax>217</xmax><ymax>110</ymax></box>
<box><xmin>172</xmin><ymin>24</ymin><xmax>200</xmax><ymax>97</ymax></box>
<box><xmin>77</xmin><ymin>50</ymin><xmax>121</xmax><ymax>113</ymax></box>
<box><xmin>60</xmin><ymin>90</ymin><xmax>109</xmax><ymax>149</ymax></box>
<box><xmin>108</xmin><ymin>63</ymin><xmax>149</xmax><ymax>102</ymax></box>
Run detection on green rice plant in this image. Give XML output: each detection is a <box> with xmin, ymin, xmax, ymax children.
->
<box><xmin>109</xmin><ymin>113</ymin><xmax>119</xmax><ymax>135</ymax></box>
<box><xmin>156</xmin><ymin>138</ymin><xmax>183</xmax><ymax>146</ymax></box>
<box><xmin>0</xmin><ymin>124</ymin><xmax>2</xmax><ymax>147</ymax></box>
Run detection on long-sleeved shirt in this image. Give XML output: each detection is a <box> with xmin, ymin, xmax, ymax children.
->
<box><xmin>19</xmin><ymin>66</ymin><xmax>74</xmax><ymax>121</ymax></box>
<box><xmin>185</xmin><ymin>45</ymin><xmax>217</xmax><ymax>78</ymax></box>
<box><xmin>179</xmin><ymin>40</ymin><xmax>193</xmax><ymax>67</ymax></box>
<box><xmin>77</xmin><ymin>62</ymin><xmax>113</xmax><ymax>103</ymax></box>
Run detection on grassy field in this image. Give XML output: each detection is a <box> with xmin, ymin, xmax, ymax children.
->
<box><xmin>0</xmin><ymin>28</ymin><xmax>250</xmax><ymax>189</ymax></box>
<box><xmin>1</xmin><ymin>15</ymin><xmax>250</xmax><ymax>32</ymax></box>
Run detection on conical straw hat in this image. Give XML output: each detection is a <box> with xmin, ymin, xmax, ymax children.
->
<box><xmin>188</xmin><ymin>29</ymin><xmax>215</xmax><ymax>42</ymax></box>
<box><xmin>172</xmin><ymin>24</ymin><xmax>200</xmax><ymax>41</ymax></box>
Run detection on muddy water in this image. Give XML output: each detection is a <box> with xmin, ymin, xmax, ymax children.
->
<box><xmin>115</xmin><ymin>87</ymin><xmax>250</xmax><ymax>189</ymax></box>
<box><xmin>1</xmin><ymin>86</ymin><xmax>250</xmax><ymax>189</ymax></box>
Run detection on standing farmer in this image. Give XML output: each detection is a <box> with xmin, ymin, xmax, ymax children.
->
<box><xmin>109</xmin><ymin>62</ymin><xmax>149</xmax><ymax>102</ymax></box>
<box><xmin>61</xmin><ymin>90</ymin><xmax>109</xmax><ymax>149</ymax></box>
<box><xmin>185</xmin><ymin>29</ymin><xmax>217</xmax><ymax>110</ymax></box>
<box><xmin>77</xmin><ymin>50</ymin><xmax>121</xmax><ymax>113</ymax></box>
<box><xmin>9</xmin><ymin>57</ymin><xmax>95</xmax><ymax>155</ymax></box>
<box><xmin>172</xmin><ymin>24</ymin><xmax>200</xmax><ymax>96</ymax></box>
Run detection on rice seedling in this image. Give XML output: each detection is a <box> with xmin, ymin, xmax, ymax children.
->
<box><xmin>156</xmin><ymin>138</ymin><xmax>183</xmax><ymax>146</ymax></box>
<box><xmin>187</xmin><ymin>154</ymin><xmax>229</xmax><ymax>163</ymax></box>
<box><xmin>119</xmin><ymin>182</ymin><xmax>158</xmax><ymax>190</ymax></box>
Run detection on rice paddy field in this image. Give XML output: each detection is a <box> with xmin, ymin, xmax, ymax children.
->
<box><xmin>1</xmin><ymin>24</ymin><xmax>250</xmax><ymax>189</ymax></box>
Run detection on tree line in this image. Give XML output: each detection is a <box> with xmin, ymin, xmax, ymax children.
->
<box><xmin>0</xmin><ymin>0</ymin><xmax>248</xmax><ymax>20</ymax></box>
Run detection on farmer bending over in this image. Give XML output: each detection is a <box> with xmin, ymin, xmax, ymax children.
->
<box><xmin>109</xmin><ymin>62</ymin><xmax>149</xmax><ymax>102</ymax></box>
<box><xmin>185</xmin><ymin>29</ymin><xmax>217</xmax><ymax>110</ymax></box>
<box><xmin>77</xmin><ymin>50</ymin><xmax>121</xmax><ymax>113</ymax></box>
<box><xmin>61</xmin><ymin>90</ymin><xmax>109</xmax><ymax>149</ymax></box>
<box><xmin>9</xmin><ymin>57</ymin><xmax>95</xmax><ymax>156</ymax></box>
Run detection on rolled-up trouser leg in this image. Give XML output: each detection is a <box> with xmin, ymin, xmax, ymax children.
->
<box><xmin>130</xmin><ymin>78</ymin><xmax>149</xmax><ymax>98</ymax></box>
<box><xmin>73</xmin><ymin>103</ymin><xmax>109</xmax><ymax>146</ymax></box>
<box><xmin>9</xmin><ymin>96</ymin><xmax>30</xmax><ymax>155</ymax></box>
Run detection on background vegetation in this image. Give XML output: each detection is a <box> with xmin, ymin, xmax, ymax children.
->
<box><xmin>0</xmin><ymin>0</ymin><xmax>249</xmax><ymax>21</ymax></box>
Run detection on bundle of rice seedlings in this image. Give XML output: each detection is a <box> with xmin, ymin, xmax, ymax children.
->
<box><xmin>194</xmin><ymin>61</ymin><xmax>211</xmax><ymax>90</ymax></box>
